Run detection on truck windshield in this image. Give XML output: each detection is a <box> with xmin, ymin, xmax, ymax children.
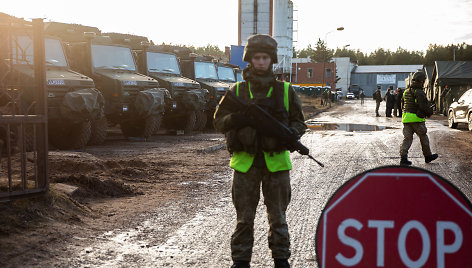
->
<box><xmin>217</xmin><ymin>66</ymin><xmax>235</xmax><ymax>82</ymax></box>
<box><xmin>195</xmin><ymin>62</ymin><xmax>218</xmax><ymax>80</ymax></box>
<box><xmin>92</xmin><ymin>44</ymin><xmax>136</xmax><ymax>71</ymax></box>
<box><xmin>45</xmin><ymin>38</ymin><xmax>68</xmax><ymax>67</ymax></box>
<box><xmin>236</xmin><ymin>71</ymin><xmax>243</xmax><ymax>82</ymax></box>
<box><xmin>147</xmin><ymin>52</ymin><xmax>180</xmax><ymax>75</ymax></box>
<box><xmin>10</xmin><ymin>36</ymin><xmax>68</xmax><ymax>67</ymax></box>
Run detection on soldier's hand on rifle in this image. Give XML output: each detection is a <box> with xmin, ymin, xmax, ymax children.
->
<box><xmin>289</xmin><ymin>127</ymin><xmax>302</xmax><ymax>139</ymax></box>
<box><xmin>231</xmin><ymin>113</ymin><xmax>250</xmax><ymax>129</ymax></box>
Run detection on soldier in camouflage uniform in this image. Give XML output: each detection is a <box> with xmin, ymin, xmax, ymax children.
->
<box><xmin>373</xmin><ymin>85</ymin><xmax>383</xmax><ymax>117</ymax></box>
<box><xmin>399</xmin><ymin>71</ymin><xmax>438</xmax><ymax>165</ymax></box>
<box><xmin>214</xmin><ymin>34</ymin><xmax>306</xmax><ymax>268</ymax></box>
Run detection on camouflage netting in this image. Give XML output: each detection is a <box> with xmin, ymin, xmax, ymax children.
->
<box><xmin>60</xmin><ymin>88</ymin><xmax>104</xmax><ymax>121</ymax></box>
<box><xmin>134</xmin><ymin>88</ymin><xmax>168</xmax><ymax>118</ymax></box>
<box><xmin>182</xmin><ymin>89</ymin><xmax>207</xmax><ymax>110</ymax></box>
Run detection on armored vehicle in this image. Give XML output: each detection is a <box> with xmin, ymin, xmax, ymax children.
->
<box><xmin>179</xmin><ymin>54</ymin><xmax>229</xmax><ymax>128</ymax></box>
<box><xmin>105</xmin><ymin>35</ymin><xmax>207</xmax><ymax>133</ymax></box>
<box><xmin>0</xmin><ymin>16</ymin><xmax>105</xmax><ymax>149</ymax></box>
<box><xmin>44</xmin><ymin>22</ymin><xmax>168</xmax><ymax>139</ymax></box>
<box><xmin>216</xmin><ymin>62</ymin><xmax>237</xmax><ymax>87</ymax></box>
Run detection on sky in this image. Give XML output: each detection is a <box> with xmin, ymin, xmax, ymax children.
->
<box><xmin>3</xmin><ymin>0</ymin><xmax>472</xmax><ymax>54</ymax></box>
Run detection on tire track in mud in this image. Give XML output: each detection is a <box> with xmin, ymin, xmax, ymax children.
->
<box><xmin>57</xmin><ymin>100</ymin><xmax>471</xmax><ymax>267</ymax></box>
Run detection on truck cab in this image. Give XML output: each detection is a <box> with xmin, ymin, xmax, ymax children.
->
<box><xmin>0</xmin><ymin>20</ymin><xmax>105</xmax><ymax>149</ymax></box>
<box><xmin>179</xmin><ymin>55</ymin><xmax>229</xmax><ymax>127</ymax></box>
<box><xmin>133</xmin><ymin>44</ymin><xmax>208</xmax><ymax>132</ymax></box>
<box><xmin>45</xmin><ymin>22</ymin><xmax>168</xmax><ymax>139</ymax></box>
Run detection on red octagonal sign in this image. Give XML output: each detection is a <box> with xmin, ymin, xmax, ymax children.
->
<box><xmin>316</xmin><ymin>166</ymin><xmax>472</xmax><ymax>268</ymax></box>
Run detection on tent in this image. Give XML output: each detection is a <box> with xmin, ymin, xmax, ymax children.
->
<box><xmin>430</xmin><ymin>61</ymin><xmax>472</xmax><ymax>114</ymax></box>
<box><xmin>423</xmin><ymin>65</ymin><xmax>434</xmax><ymax>100</ymax></box>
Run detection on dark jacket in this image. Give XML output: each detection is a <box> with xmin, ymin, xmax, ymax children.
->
<box><xmin>213</xmin><ymin>80</ymin><xmax>306</xmax><ymax>155</ymax></box>
<box><xmin>385</xmin><ymin>91</ymin><xmax>395</xmax><ymax>108</ymax></box>
<box><xmin>395</xmin><ymin>89</ymin><xmax>403</xmax><ymax>107</ymax></box>
<box><xmin>402</xmin><ymin>86</ymin><xmax>433</xmax><ymax>118</ymax></box>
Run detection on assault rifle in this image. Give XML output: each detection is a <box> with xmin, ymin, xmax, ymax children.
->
<box><xmin>220</xmin><ymin>90</ymin><xmax>324</xmax><ymax>167</ymax></box>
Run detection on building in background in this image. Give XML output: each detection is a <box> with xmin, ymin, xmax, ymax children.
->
<box><xmin>237</xmin><ymin>0</ymin><xmax>293</xmax><ymax>78</ymax></box>
<box><xmin>350</xmin><ymin>65</ymin><xmax>423</xmax><ymax>96</ymax></box>
<box><xmin>333</xmin><ymin>57</ymin><xmax>356</xmax><ymax>94</ymax></box>
<box><xmin>291</xmin><ymin>60</ymin><xmax>337</xmax><ymax>89</ymax></box>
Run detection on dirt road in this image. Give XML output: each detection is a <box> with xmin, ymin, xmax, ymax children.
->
<box><xmin>2</xmin><ymin>99</ymin><xmax>471</xmax><ymax>267</ymax></box>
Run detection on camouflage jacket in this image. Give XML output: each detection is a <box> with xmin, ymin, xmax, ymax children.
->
<box><xmin>213</xmin><ymin>80</ymin><xmax>306</xmax><ymax>154</ymax></box>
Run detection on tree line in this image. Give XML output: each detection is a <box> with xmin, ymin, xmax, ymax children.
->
<box><xmin>296</xmin><ymin>39</ymin><xmax>472</xmax><ymax>66</ymax></box>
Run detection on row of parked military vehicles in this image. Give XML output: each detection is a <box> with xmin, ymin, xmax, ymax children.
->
<box><xmin>0</xmin><ymin>19</ymin><xmax>243</xmax><ymax>150</ymax></box>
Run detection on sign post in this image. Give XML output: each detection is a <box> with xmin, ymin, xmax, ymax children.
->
<box><xmin>316</xmin><ymin>166</ymin><xmax>472</xmax><ymax>268</ymax></box>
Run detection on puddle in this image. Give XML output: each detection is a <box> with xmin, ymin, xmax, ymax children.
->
<box><xmin>306</xmin><ymin>120</ymin><xmax>392</xmax><ymax>132</ymax></box>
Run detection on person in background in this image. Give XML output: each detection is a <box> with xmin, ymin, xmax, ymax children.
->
<box><xmin>394</xmin><ymin>87</ymin><xmax>403</xmax><ymax>117</ymax></box>
<box><xmin>373</xmin><ymin>85</ymin><xmax>383</xmax><ymax>117</ymax></box>
<box><xmin>360</xmin><ymin>89</ymin><xmax>365</xmax><ymax>105</ymax></box>
<box><xmin>440</xmin><ymin>85</ymin><xmax>450</xmax><ymax>115</ymax></box>
<box><xmin>385</xmin><ymin>86</ymin><xmax>395</xmax><ymax>117</ymax></box>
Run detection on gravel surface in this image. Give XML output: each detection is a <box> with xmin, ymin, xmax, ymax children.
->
<box><xmin>2</xmin><ymin>99</ymin><xmax>471</xmax><ymax>268</ymax></box>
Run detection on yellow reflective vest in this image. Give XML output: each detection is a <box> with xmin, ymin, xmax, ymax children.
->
<box><xmin>401</xmin><ymin>89</ymin><xmax>426</xmax><ymax>123</ymax></box>
<box><xmin>229</xmin><ymin>82</ymin><xmax>292</xmax><ymax>173</ymax></box>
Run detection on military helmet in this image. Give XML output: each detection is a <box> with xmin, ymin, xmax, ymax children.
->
<box><xmin>412</xmin><ymin>70</ymin><xmax>426</xmax><ymax>82</ymax></box>
<box><xmin>243</xmin><ymin>34</ymin><xmax>278</xmax><ymax>63</ymax></box>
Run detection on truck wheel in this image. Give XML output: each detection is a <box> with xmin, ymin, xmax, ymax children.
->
<box><xmin>88</xmin><ymin>117</ymin><xmax>108</xmax><ymax>145</ymax></box>
<box><xmin>448</xmin><ymin>111</ymin><xmax>458</xmax><ymax>129</ymax></box>
<box><xmin>195</xmin><ymin>110</ymin><xmax>207</xmax><ymax>131</ymax></box>
<box><xmin>205</xmin><ymin>111</ymin><xmax>214</xmax><ymax>129</ymax></box>
<box><xmin>183</xmin><ymin>110</ymin><xmax>196</xmax><ymax>135</ymax></box>
<box><xmin>143</xmin><ymin>114</ymin><xmax>163</xmax><ymax>139</ymax></box>
<box><xmin>152</xmin><ymin>113</ymin><xmax>164</xmax><ymax>135</ymax></box>
<box><xmin>49</xmin><ymin>121</ymin><xmax>92</xmax><ymax>150</ymax></box>
<box><xmin>120</xmin><ymin>120</ymin><xmax>140</xmax><ymax>138</ymax></box>
<box><xmin>468</xmin><ymin>113</ymin><xmax>472</xmax><ymax>132</ymax></box>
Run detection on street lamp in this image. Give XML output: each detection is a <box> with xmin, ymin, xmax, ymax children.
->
<box><xmin>321</xmin><ymin>27</ymin><xmax>344</xmax><ymax>99</ymax></box>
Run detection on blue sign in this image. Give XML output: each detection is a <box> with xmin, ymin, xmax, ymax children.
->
<box><xmin>230</xmin><ymin>45</ymin><xmax>247</xmax><ymax>69</ymax></box>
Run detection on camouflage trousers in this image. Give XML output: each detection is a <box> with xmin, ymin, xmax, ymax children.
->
<box><xmin>231</xmin><ymin>167</ymin><xmax>291</xmax><ymax>261</ymax></box>
<box><xmin>399</xmin><ymin>122</ymin><xmax>432</xmax><ymax>157</ymax></box>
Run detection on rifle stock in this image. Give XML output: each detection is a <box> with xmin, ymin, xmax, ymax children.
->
<box><xmin>219</xmin><ymin>90</ymin><xmax>324</xmax><ymax>167</ymax></box>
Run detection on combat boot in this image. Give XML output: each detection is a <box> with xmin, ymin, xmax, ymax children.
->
<box><xmin>274</xmin><ymin>259</ymin><xmax>290</xmax><ymax>268</ymax></box>
<box><xmin>400</xmin><ymin>156</ymin><xmax>412</xmax><ymax>166</ymax></box>
<box><xmin>231</xmin><ymin>260</ymin><xmax>250</xmax><ymax>268</ymax></box>
<box><xmin>425</xmin><ymin>153</ymin><xmax>438</xmax><ymax>163</ymax></box>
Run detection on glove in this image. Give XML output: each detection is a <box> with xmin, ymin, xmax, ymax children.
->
<box><xmin>231</xmin><ymin>113</ymin><xmax>249</xmax><ymax>129</ymax></box>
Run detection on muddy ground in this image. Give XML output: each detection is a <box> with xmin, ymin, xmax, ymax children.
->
<box><xmin>0</xmin><ymin>98</ymin><xmax>471</xmax><ymax>267</ymax></box>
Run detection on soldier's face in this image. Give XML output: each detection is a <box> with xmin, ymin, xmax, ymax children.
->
<box><xmin>251</xmin><ymin>52</ymin><xmax>271</xmax><ymax>73</ymax></box>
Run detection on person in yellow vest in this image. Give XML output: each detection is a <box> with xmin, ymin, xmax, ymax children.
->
<box><xmin>214</xmin><ymin>34</ymin><xmax>306</xmax><ymax>268</ymax></box>
<box><xmin>400</xmin><ymin>70</ymin><xmax>438</xmax><ymax>165</ymax></box>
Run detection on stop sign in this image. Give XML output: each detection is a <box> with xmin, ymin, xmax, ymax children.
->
<box><xmin>316</xmin><ymin>166</ymin><xmax>472</xmax><ymax>268</ymax></box>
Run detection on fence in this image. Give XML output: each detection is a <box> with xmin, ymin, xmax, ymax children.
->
<box><xmin>0</xmin><ymin>18</ymin><xmax>48</xmax><ymax>202</ymax></box>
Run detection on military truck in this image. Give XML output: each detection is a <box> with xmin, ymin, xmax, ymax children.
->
<box><xmin>44</xmin><ymin>22</ymin><xmax>168</xmax><ymax>139</ymax></box>
<box><xmin>0</xmin><ymin>15</ymin><xmax>105</xmax><ymax>149</ymax></box>
<box><xmin>179</xmin><ymin>54</ymin><xmax>229</xmax><ymax>127</ymax></box>
<box><xmin>348</xmin><ymin>84</ymin><xmax>361</xmax><ymax>99</ymax></box>
<box><xmin>104</xmin><ymin>35</ymin><xmax>207</xmax><ymax>133</ymax></box>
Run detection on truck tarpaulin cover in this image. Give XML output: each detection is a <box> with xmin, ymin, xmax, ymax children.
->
<box><xmin>433</xmin><ymin>61</ymin><xmax>472</xmax><ymax>86</ymax></box>
<box><xmin>61</xmin><ymin>88</ymin><xmax>104</xmax><ymax>121</ymax></box>
<box><xmin>135</xmin><ymin>88</ymin><xmax>167</xmax><ymax>117</ymax></box>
